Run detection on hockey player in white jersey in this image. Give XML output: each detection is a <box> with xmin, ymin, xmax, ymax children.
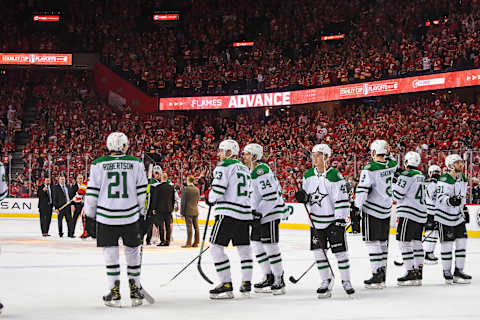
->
<box><xmin>206</xmin><ymin>139</ymin><xmax>254</xmax><ymax>299</ymax></box>
<box><xmin>354</xmin><ymin>139</ymin><xmax>398</xmax><ymax>288</ymax></box>
<box><xmin>393</xmin><ymin>151</ymin><xmax>427</xmax><ymax>286</ymax></box>
<box><xmin>0</xmin><ymin>161</ymin><xmax>7</xmax><ymax>314</ymax></box>
<box><xmin>84</xmin><ymin>132</ymin><xmax>148</xmax><ymax>307</ymax></box>
<box><xmin>243</xmin><ymin>143</ymin><xmax>292</xmax><ymax>295</ymax></box>
<box><xmin>424</xmin><ymin>165</ymin><xmax>441</xmax><ymax>264</ymax></box>
<box><xmin>295</xmin><ymin>144</ymin><xmax>354</xmax><ymax>298</ymax></box>
<box><xmin>435</xmin><ymin>154</ymin><xmax>471</xmax><ymax>284</ymax></box>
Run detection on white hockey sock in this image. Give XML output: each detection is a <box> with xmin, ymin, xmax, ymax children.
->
<box><xmin>334</xmin><ymin>251</ymin><xmax>351</xmax><ymax>282</ymax></box>
<box><xmin>125</xmin><ymin>245</ymin><xmax>142</xmax><ymax>287</ymax></box>
<box><xmin>210</xmin><ymin>244</ymin><xmax>232</xmax><ymax>283</ymax></box>
<box><xmin>399</xmin><ymin>241</ymin><xmax>414</xmax><ymax>271</ymax></box>
<box><xmin>440</xmin><ymin>241</ymin><xmax>453</xmax><ymax>272</ymax></box>
<box><xmin>237</xmin><ymin>245</ymin><xmax>253</xmax><ymax>282</ymax></box>
<box><xmin>251</xmin><ymin>241</ymin><xmax>272</xmax><ymax>278</ymax></box>
<box><xmin>103</xmin><ymin>246</ymin><xmax>120</xmax><ymax>290</ymax></box>
<box><xmin>264</xmin><ymin>243</ymin><xmax>283</xmax><ymax>280</ymax></box>
<box><xmin>423</xmin><ymin>230</ymin><xmax>438</xmax><ymax>253</ymax></box>
<box><xmin>412</xmin><ymin>240</ymin><xmax>424</xmax><ymax>268</ymax></box>
<box><xmin>366</xmin><ymin>241</ymin><xmax>383</xmax><ymax>273</ymax></box>
<box><xmin>454</xmin><ymin>238</ymin><xmax>467</xmax><ymax>270</ymax></box>
<box><xmin>379</xmin><ymin>241</ymin><xmax>389</xmax><ymax>268</ymax></box>
<box><xmin>313</xmin><ymin>249</ymin><xmax>331</xmax><ymax>281</ymax></box>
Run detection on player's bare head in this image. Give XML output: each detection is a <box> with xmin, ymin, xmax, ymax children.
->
<box><xmin>218</xmin><ymin>139</ymin><xmax>239</xmax><ymax>161</ymax></box>
<box><xmin>243</xmin><ymin>143</ymin><xmax>263</xmax><ymax>166</ymax></box>
<box><xmin>312</xmin><ymin>144</ymin><xmax>331</xmax><ymax>171</ymax></box>
<box><xmin>370</xmin><ymin>139</ymin><xmax>388</xmax><ymax>161</ymax></box>
<box><xmin>58</xmin><ymin>175</ymin><xmax>66</xmax><ymax>184</ymax></box>
<box><xmin>106</xmin><ymin>132</ymin><xmax>129</xmax><ymax>154</ymax></box>
<box><xmin>161</xmin><ymin>173</ymin><xmax>168</xmax><ymax>181</ymax></box>
<box><xmin>445</xmin><ymin>154</ymin><xmax>463</xmax><ymax>173</ymax></box>
<box><xmin>76</xmin><ymin>174</ymin><xmax>84</xmax><ymax>184</ymax></box>
<box><xmin>44</xmin><ymin>177</ymin><xmax>50</xmax><ymax>184</ymax></box>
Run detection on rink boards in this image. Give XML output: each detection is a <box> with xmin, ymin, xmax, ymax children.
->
<box><xmin>1</xmin><ymin>198</ymin><xmax>479</xmax><ymax>237</ymax></box>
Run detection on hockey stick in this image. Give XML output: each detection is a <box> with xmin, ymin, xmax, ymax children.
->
<box><xmin>393</xmin><ymin>229</ymin><xmax>436</xmax><ymax>266</ymax></box>
<box><xmin>160</xmin><ymin>246</ymin><xmax>210</xmax><ymax>287</ymax></box>
<box><xmin>197</xmin><ymin>204</ymin><xmax>214</xmax><ymax>284</ymax></box>
<box><xmin>138</xmin><ymin>246</ymin><xmax>155</xmax><ymax>304</ymax></box>
<box><xmin>289</xmin><ymin>262</ymin><xmax>316</xmax><ymax>284</ymax></box>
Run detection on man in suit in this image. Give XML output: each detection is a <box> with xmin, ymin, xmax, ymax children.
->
<box><xmin>52</xmin><ymin>175</ymin><xmax>73</xmax><ymax>238</ymax></box>
<box><xmin>180</xmin><ymin>175</ymin><xmax>200</xmax><ymax>248</ymax></box>
<box><xmin>150</xmin><ymin>173</ymin><xmax>175</xmax><ymax>246</ymax></box>
<box><xmin>37</xmin><ymin>177</ymin><xmax>53</xmax><ymax>236</ymax></box>
<box><xmin>145</xmin><ymin>166</ymin><xmax>162</xmax><ymax>245</ymax></box>
<box><xmin>69</xmin><ymin>174</ymin><xmax>85</xmax><ymax>237</ymax></box>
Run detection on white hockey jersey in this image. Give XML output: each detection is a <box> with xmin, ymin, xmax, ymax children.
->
<box><xmin>354</xmin><ymin>160</ymin><xmax>398</xmax><ymax>220</ymax></box>
<box><xmin>0</xmin><ymin>163</ymin><xmax>8</xmax><ymax>200</ymax></box>
<box><xmin>302</xmin><ymin>167</ymin><xmax>350</xmax><ymax>230</ymax></box>
<box><xmin>435</xmin><ymin>172</ymin><xmax>468</xmax><ymax>226</ymax></box>
<box><xmin>84</xmin><ymin>155</ymin><xmax>148</xmax><ymax>226</ymax></box>
<box><xmin>393</xmin><ymin>170</ymin><xmax>427</xmax><ymax>224</ymax></box>
<box><xmin>250</xmin><ymin>162</ymin><xmax>292</xmax><ymax>224</ymax></box>
<box><xmin>210</xmin><ymin>159</ymin><xmax>252</xmax><ymax>221</ymax></box>
<box><xmin>425</xmin><ymin>179</ymin><xmax>437</xmax><ymax>216</ymax></box>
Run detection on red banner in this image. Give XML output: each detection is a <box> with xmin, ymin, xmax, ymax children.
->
<box><xmin>233</xmin><ymin>42</ymin><xmax>254</xmax><ymax>47</ymax></box>
<box><xmin>153</xmin><ymin>14</ymin><xmax>180</xmax><ymax>21</ymax></box>
<box><xmin>159</xmin><ymin>69</ymin><xmax>480</xmax><ymax>111</ymax></box>
<box><xmin>321</xmin><ymin>34</ymin><xmax>345</xmax><ymax>41</ymax></box>
<box><xmin>0</xmin><ymin>53</ymin><xmax>72</xmax><ymax>65</ymax></box>
<box><xmin>33</xmin><ymin>15</ymin><xmax>60</xmax><ymax>22</ymax></box>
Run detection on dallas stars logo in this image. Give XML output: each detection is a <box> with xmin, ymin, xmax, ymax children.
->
<box><xmin>309</xmin><ymin>187</ymin><xmax>328</xmax><ymax>207</ymax></box>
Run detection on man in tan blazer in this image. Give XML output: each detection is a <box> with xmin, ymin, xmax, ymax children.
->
<box><xmin>180</xmin><ymin>175</ymin><xmax>200</xmax><ymax>248</ymax></box>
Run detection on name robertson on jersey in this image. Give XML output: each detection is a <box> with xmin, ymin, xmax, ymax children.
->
<box><xmin>380</xmin><ymin>168</ymin><xmax>396</xmax><ymax>177</ymax></box>
<box><xmin>103</xmin><ymin>162</ymin><xmax>134</xmax><ymax>171</ymax></box>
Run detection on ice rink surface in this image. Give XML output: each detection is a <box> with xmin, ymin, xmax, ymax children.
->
<box><xmin>0</xmin><ymin>218</ymin><xmax>478</xmax><ymax>320</ymax></box>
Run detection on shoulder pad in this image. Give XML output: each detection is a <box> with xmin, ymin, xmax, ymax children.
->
<box><xmin>402</xmin><ymin>170</ymin><xmax>422</xmax><ymax>177</ymax></box>
<box><xmin>303</xmin><ymin>168</ymin><xmax>315</xmax><ymax>179</ymax></box>
<box><xmin>252</xmin><ymin>163</ymin><xmax>270</xmax><ymax>179</ymax></box>
<box><xmin>219</xmin><ymin>159</ymin><xmax>241</xmax><ymax>167</ymax></box>
<box><xmin>364</xmin><ymin>162</ymin><xmax>386</xmax><ymax>171</ymax></box>
<box><xmin>326</xmin><ymin>168</ymin><xmax>343</xmax><ymax>182</ymax></box>
<box><xmin>387</xmin><ymin>159</ymin><xmax>398</xmax><ymax>168</ymax></box>
<box><xmin>439</xmin><ymin>173</ymin><xmax>455</xmax><ymax>184</ymax></box>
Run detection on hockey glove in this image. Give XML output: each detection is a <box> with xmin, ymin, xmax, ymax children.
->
<box><xmin>392</xmin><ymin>167</ymin><xmax>402</xmax><ymax>184</ymax></box>
<box><xmin>431</xmin><ymin>173</ymin><xmax>440</xmax><ymax>182</ymax></box>
<box><xmin>351</xmin><ymin>204</ymin><xmax>361</xmax><ymax>217</ymax></box>
<box><xmin>448</xmin><ymin>195</ymin><xmax>462</xmax><ymax>207</ymax></box>
<box><xmin>252</xmin><ymin>210</ymin><xmax>262</xmax><ymax>220</ymax></box>
<box><xmin>139</xmin><ymin>214</ymin><xmax>149</xmax><ymax>237</ymax></box>
<box><xmin>85</xmin><ymin>216</ymin><xmax>96</xmax><ymax>239</ymax></box>
<box><xmin>204</xmin><ymin>189</ymin><xmax>214</xmax><ymax>206</ymax></box>
<box><xmin>295</xmin><ymin>189</ymin><xmax>310</xmax><ymax>204</ymax></box>
<box><xmin>463</xmin><ymin>206</ymin><xmax>470</xmax><ymax>224</ymax></box>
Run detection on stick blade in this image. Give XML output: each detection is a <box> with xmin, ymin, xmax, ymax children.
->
<box><xmin>289</xmin><ymin>276</ymin><xmax>298</xmax><ymax>284</ymax></box>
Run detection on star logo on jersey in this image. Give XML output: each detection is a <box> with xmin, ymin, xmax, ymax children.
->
<box><xmin>309</xmin><ymin>187</ymin><xmax>328</xmax><ymax>207</ymax></box>
<box><xmin>312</xmin><ymin>235</ymin><xmax>319</xmax><ymax>245</ymax></box>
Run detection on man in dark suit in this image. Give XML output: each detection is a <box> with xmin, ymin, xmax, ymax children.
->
<box><xmin>37</xmin><ymin>177</ymin><xmax>53</xmax><ymax>236</ymax></box>
<box><xmin>150</xmin><ymin>173</ymin><xmax>175</xmax><ymax>246</ymax></box>
<box><xmin>69</xmin><ymin>174</ymin><xmax>85</xmax><ymax>237</ymax></box>
<box><xmin>180</xmin><ymin>175</ymin><xmax>200</xmax><ymax>248</ymax></box>
<box><xmin>52</xmin><ymin>175</ymin><xmax>73</xmax><ymax>238</ymax></box>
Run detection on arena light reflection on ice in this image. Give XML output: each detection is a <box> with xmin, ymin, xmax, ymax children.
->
<box><xmin>159</xmin><ymin>68</ymin><xmax>480</xmax><ymax>110</ymax></box>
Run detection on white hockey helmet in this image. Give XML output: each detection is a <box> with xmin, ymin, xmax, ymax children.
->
<box><xmin>219</xmin><ymin>139</ymin><xmax>239</xmax><ymax>157</ymax></box>
<box><xmin>152</xmin><ymin>165</ymin><xmax>163</xmax><ymax>173</ymax></box>
<box><xmin>428</xmin><ymin>165</ymin><xmax>441</xmax><ymax>177</ymax></box>
<box><xmin>243</xmin><ymin>143</ymin><xmax>263</xmax><ymax>161</ymax></box>
<box><xmin>370</xmin><ymin>139</ymin><xmax>388</xmax><ymax>158</ymax></box>
<box><xmin>106</xmin><ymin>132</ymin><xmax>129</xmax><ymax>153</ymax></box>
<box><xmin>445</xmin><ymin>154</ymin><xmax>462</xmax><ymax>170</ymax></box>
<box><xmin>404</xmin><ymin>151</ymin><xmax>421</xmax><ymax>168</ymax></box>
<box><xmin>312</xmin><ymin>144</ymin><xmax>332</xmax><ymax>157</ymax></box>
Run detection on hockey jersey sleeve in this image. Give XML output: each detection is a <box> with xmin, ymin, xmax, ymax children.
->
<box><xmin>0</xmin><ymin>164</ymin><xmax>8</xmax><ymax>200</ymax></box>
<box><xmin>425</xmin><ymin>181</ymin><xmax>436</xmax><ymax>202</ymax></box>
<box><xmin>84</xmin><ymin>163</ymin><xmax>101</xmax><ymax>219</ymax></box>
<box><xmin>392</xmin><ymin>174</ymin><xmax>410</xmax><ymax>201</ymax></box>
<box><xmin>354</xmin><ymin>169</ymin><xmax>372</xmax><ymax>208</ymax></box>
<box><xmin>436</xmin><ymin>180</ymin><xmax>453</xmax><ymax>208</ymax></box>
<box><xmin>209</xmin><ymin>165</ymin><xmax>228</xmax><ymax>203</ymax></box>
<box><xmin>332</xmin><ymin>179</ymin><xmax>350</xmax><ymax>220</ymax></box>
<box><xmin>136</xmin><ymin>163</ymin><xmax>148</xmax><ymax>215</ymax></box>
